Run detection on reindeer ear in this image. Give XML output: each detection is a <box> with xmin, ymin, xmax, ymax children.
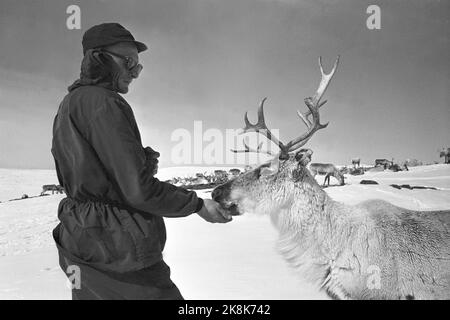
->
<box><xmin>295</xmin><ymin>149</ymin><xmax>313</xmax><ymax>166</ymax></box>
<box><xmin>260</xmin><ymin>157</ymin><xmax>280</xmax><ymax>177</ymax></box>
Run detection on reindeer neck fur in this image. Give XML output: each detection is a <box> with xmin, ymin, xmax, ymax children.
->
<box><xmin>271</xmin><ymin>166</ymin><xmax>359</xmax><ymax>237</ymax></box>
<box><xmin>270</xmin><ymin>167</ymin><xmax>372</xmax><ymax>298</ymax></box>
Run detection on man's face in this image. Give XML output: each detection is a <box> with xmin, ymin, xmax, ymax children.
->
<box><xmin>103</xmin><ymin>42</ymin><xmax>140</xmax><ymax>94</ymax></box>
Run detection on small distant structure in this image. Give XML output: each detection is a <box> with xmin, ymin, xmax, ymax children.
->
<box><xmin>40</xmin><ymin>184</ymin><xmax>65</xmax><ymax>196</ymax></box>
<box><xmin>375</xmin><ymin>159</ymin><xmax>393</xmax><ymax>170</ymax></box>
<box><xmin>21</xmin><ymin>194</ymin><xmax>29</xmax><ymax>199</ymax></box>
<box><xmin>373</xmin><ymin>157</ymin><xmax>404</xmax><ymax>172</ymax></box>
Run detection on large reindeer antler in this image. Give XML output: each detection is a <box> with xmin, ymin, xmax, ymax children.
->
<box><xmin>286</xmin><ymin>55</ymin><xmax>340</xmax><ymax>151</ymax></box>
<box><xmin>231</xmin><ymin>55</ymin><xmax>340</xmax><ymax>159</ymax></box>
<box><xmin>230</xmin><ymin>97</ymin><xmax>287</xmax><ymax>156</ymax></box>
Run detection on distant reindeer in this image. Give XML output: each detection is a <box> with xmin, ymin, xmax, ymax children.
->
<box><xmin>213</xmin><ymin>56</ymin><xmax>450</xmax><ymax>299</ymax></box>
<box><xmin>351</xmin><ymin>158</ymin><xmax>360</xmax><ymax>168</ymax></box>
<box><xmin>402</xmin><ymin>160</ymin><xmax>409</xmax><ymax>171</ymax></box>
<box><xmin>193</xmin><ymin>173</ymin><xmax>209</xmax><ymax>185</ymax></box>
<box><xmin>169</xmin><ymin>177</ymin><xmax>184</xmax><ymax>187</ymax></box>
<box><xmin>228</xmin><ymin>168</ymin><xmax>242</xmax><ymax>180</ymax></box>
<box><xmin>40</xmin><ymin>184</ymin><xmax>64</xmax><ymax>196</ymax></box>
<box><xmin>309</xmin><ymin>163</ymin><xmax>345</xmax><ymax>187</ymax></box>
<box><xmin>214</xmin><ymin>170</ymin><xmax>229</xmax><ymax>184</ymax></box>
<box><xmin>440</xmin><ymin>148</ymin><xmax>450</xmax><ymax>164</ymax></box>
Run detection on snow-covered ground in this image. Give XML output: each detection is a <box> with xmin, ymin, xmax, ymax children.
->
<box><xmin>0</xmin><ymin>164</ymin><xmax>449</xmax><ymax>299</ymax></box>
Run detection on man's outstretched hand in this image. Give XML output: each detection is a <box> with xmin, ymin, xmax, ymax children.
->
<box><xmin>197</xmin><ymin>199</ymin><xmax>232</xmax><ymax>223</ymax></box>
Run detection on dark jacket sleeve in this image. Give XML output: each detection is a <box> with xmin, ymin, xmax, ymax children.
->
<box><xmin>85</xmin><ymin>96</ymin><xmax>202</xmax><ymax>217</ymax></box>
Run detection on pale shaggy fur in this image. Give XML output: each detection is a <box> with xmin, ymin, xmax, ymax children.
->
<box><xmin>214</xmin><ymin>155</ymin><xmax>450</xmax><ymax>299</ymax></box>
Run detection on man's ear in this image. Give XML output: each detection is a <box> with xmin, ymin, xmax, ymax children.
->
<box><xmin>95</xmin><ymin>50</ymin><xmax>115</xmax><ymax>66</ymax></box>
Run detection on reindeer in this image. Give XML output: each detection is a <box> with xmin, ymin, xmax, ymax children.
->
<box><xmin>309</xmin><ymin>163</ymin><xmax>344</xmax><ymax>187</ymax></box>
<box><xmin>213</xmin><ymin>56</ymin><xmax>450</xmax><ymax>300</ymax></box>
<box><xmin>228</xmin><ymin>168</ymin><xmax>242</xmax><ymax>180</ymax></box>
<box><xmin>193</xmin><ymin>173</ymin><xmax>209</xmax><ymax>185</ymax></box>
<box><xmin>213</xmin><ymin>170</ymin><xmax>229</xmax><ymax>184</ymax></box>
<box><xmin>40</xmin><ymin>184</ymin><xmax>64</xmax><ymax>196</ymax></box>
<box><xmin>351</xmin><ymin>158</ymin><xmax>361</xmax><ymax>169</ymax></box>
<box><xmin>440</xmin><ymin>148</ymin><xmax>450</xmax><ymax>164</ymax></box>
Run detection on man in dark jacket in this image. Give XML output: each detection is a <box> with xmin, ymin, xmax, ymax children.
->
<box><xmin>52</xmin><ymin>23</ymin><xmax>232</xmax><ymax>300</ymax></box>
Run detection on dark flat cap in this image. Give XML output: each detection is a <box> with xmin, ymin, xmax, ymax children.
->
<box><xmin>82</xmin><ymin>23</ymin><xmax>148</xmax><ymax>54</ymax></box>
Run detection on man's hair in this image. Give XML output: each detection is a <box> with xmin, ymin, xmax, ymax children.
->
<box><xmin>81</xmin><ymin>49</ymin><xmax>115</xmax><ymax>83</ymax></box>
<box><xmin>68</xmin><ymin>49</ymin><xmax>121</xmax><ymax>92</ymax></box>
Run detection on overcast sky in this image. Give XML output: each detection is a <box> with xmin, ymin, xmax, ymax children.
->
<box><xmin>0</xmin><ymin>0</ymin><xmax>448</xmax><ymax>169</ymax></box>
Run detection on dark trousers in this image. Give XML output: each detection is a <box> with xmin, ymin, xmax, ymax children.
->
<box><xmin>60</xmin><ymin>255</ymin><xmax>184</xmax><ymax>300</ymax></box>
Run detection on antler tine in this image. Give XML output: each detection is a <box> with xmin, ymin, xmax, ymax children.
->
<box><xmin>296</xmin><ymin>110</ymin><xmax>311</xmax><ymax>127</ymax></box>
<box><xmin>243</xmin><ymin>98</ymin><xmax>266</xmax><ymax>131</ymax></box>
<box><xmin>230</xmin><ymin>137</ymin><xmax>275</xmax><ymax>156</ymax></box>
<box><xmin>239</xmin><ymin>97</ymin><xmax>287</xmax><ymax>153</ymax></box>
<box><xmin>287</xmin><ymin>100</ymin><xmax>329</xmax><ymax>151</ymax></box>
<box><xmin>312</xmin><ymin>55</ymin><xmax>340</xmax><ymax>105</ymax></box>
<box><xmin>286</xmin><ymin>55</ymin><xmax>340</xmax><ymax>152</ymax></box>
<box><xmin>297</xmin><ymin>56</ymin><xmax>339</xmax><ymax>121</ymax></box>
<box><xmin>302</xmin><ymin>99</ymin><xmax>328</xmax><ymax>120</ymax></box>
